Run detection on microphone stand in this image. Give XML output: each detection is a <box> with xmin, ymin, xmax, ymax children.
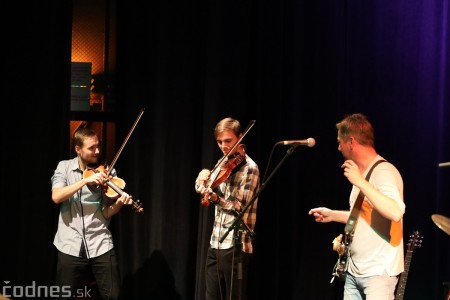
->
<box><xmin>218</xmin><ymin>144</ymin><xmax>301</xmax><ymax>300</ymax></box>
<box><xmin>219</xmin><ymin>144</ymin><xmax>301</xmax><ymax>243</ymax></box>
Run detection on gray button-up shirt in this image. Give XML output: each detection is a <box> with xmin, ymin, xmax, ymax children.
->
<box><xmin>52</xmin><ymin>157</ymin><xmax>116</xmax><ymax>258</ymax></box>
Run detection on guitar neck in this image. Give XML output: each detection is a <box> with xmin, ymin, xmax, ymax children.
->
<box><xmin>395</xmin><ymin>249</ymin><xmax>413</xmax><ymax>300</ymax></box>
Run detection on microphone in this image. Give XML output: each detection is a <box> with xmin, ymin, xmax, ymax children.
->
<box><xmin>277</xmin><ymin>138</ymin><xmax>316</xmax><ymax>147</ymax></box>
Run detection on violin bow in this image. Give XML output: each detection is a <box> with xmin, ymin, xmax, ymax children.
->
<box><xmin>106</xmin><ymin>108</ymin><xmax>145</xmax><ymax>176</ymax></box>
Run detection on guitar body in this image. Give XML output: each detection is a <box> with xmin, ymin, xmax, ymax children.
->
<box><xmin>331</xmin><ymin>233</ymin><xmax>352</xmax><ymax>282</ymax></box>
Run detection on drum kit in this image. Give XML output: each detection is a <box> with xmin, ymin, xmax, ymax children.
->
<box><xmin>433</xmin><ymin>162</ymin><xmax>450</xmax><ymax>236</ymax></box>
<box><xmin>434</xmin><ymin>162</ymin><xmax>450</xmax><ymax>300</ymax></box>
<box><xmin>432</xmin><ymin>214</ymin><xmax>450</xmax><ymax>236</ymax></box>
<box><xmin>433</xmin><ymin>162</ymin><xmax>450</xmax><ymax>237</ymax></box>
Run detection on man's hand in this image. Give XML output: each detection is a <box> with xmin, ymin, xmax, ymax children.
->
<box><xmin>341</xmin><ymin>160</ymin><xmax>364</xmax><ymax>186</ymax></box>
<box><xmin>308</xmin><ymin>207</ymin><xmax>333</xmax><ymax>223</ymax></box>
<box><xmin>195</xmin><ymin>169</ymin><xmax>211</xmax><ymax>193</ymax></box>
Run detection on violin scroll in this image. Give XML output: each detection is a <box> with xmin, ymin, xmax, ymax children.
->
<box><xmin>195</xmin><ymin>169</ymin><xmax>212</xmax><ymax>206</ymax></box>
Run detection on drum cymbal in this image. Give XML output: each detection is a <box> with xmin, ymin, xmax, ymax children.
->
<box><xmin>432</xmin><ymin>214</ymin><xmax>450</xmax><ymax>236</ymax></box>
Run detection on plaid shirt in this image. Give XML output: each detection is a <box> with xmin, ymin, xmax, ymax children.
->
<box><xmin>209</xmin><ymin>154</ymin><xmax>260</xmax><ymax>253</ymax></box>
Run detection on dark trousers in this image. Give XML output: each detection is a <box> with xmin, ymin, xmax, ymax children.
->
<box><xmin>56</xmin><ymin>249</ymin><xmax>120</xmax><ymax>300</ymax></box>
<box><xmin>205</xmin><ymin>246</ymin><xmax>251</xmax><ymax>300</ymax></box>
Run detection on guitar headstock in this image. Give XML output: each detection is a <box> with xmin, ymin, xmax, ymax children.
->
<box><xmin>407</xmin><ymin>230</ymin><xmax>423</xmax><ymax>251</ymax></box>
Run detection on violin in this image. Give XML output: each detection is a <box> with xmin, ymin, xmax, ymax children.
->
<box><xmin>81</xmin><ymin>108</ymin><xmax>146</xmax><ymax>214</ymax></box>
<box><xmin>198</xmin><ymin>120</ymin><xmax>255</xmax><ymax>207</ymax></box>
<box><xmin>83</xmin><ymin>164</ymin><xmax>144</xmax><ymax>213</ymax></box>
<box><xmin>201</xmin><ymin>144</ymin><xmax>246</xmax><ymax>207</ymax></box>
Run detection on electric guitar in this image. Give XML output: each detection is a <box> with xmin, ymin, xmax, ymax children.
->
<box><xmin>330</xmin><ymin>232</ymin><xmax>352</xmax><ymax>283</ymax></box>
<box><xmin>395</xmin><ymin>230</ymin><xmax>423</xmax><ymax>300</ymax></box>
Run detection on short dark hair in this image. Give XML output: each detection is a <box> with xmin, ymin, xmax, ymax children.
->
<box><xmin>336</xmin><ymin>113</ymin><xmax>375</xmax><ymax>147</ymax></box>
<box><xmin>214</xmin><ymin>117</ymin><xmax>241</xmax><ymax>139</ymax></box>
<box><xmin>73</xmin><ymin>128</ymin><xmax>97</xmax><ymax>148</ymax></box>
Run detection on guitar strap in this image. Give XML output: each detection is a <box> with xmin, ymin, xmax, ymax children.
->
<box><xmin>343</xmin><ymin>159</ymin><xmax>387</xmax><ymax>237</ymax></box>
<box><xmin>330</xmin><ymin>159</ymin><xmax>387</xmax><ymax>283</ymax></box>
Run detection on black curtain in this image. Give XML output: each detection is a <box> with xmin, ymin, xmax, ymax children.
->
<box><xmin>1</xmin><ymin>0</ymin><xmax>72</xmax><ymax>289</ymax></box>
<box><xmin>2</xmin><ymin>0</ymin><xmax>450</xmax><ymax>300</ymax></box>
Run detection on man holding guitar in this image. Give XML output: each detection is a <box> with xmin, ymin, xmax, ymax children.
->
<box><xmin>309</xmin><ymin>113</ymin><xmax>405</xmax><ymax>299</ymax></box>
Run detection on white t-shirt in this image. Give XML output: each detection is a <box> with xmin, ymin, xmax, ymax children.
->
<box><xmin>347</xmin><ymin>155</ymin><xmax>405</xmax><ymax>277</ymax></box>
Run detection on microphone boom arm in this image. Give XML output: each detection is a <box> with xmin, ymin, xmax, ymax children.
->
<box><xmin>219</xmin><ymin>144</ymin><xmax>300</xmax><ymax>243</ymax></box>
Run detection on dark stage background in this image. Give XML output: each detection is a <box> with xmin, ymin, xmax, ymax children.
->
<box><xmin>2</xmin><ymin>0</ymin><xmax>450</xmax><ymax>299</ymax></box>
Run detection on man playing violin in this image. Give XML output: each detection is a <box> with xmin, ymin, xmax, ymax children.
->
<box><xmin>51</xmin><ymin>127</ymin><xmax>133</xmax><ymax>300</ymax></box>
<box><xmin>195</xmin><ymin>117</ymin><xmax>260</xmax><ymax>300</ymax></box>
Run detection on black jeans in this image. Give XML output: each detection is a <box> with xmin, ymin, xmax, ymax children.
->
<box><xmin>55</xmin><ymin>248</ymin><xmax>120</xmax><ymax>300</ymax></box>
<box><xmin>205</xmin><ymin>246</ymin><xmax>251</xmax><ymax>300</ymax></box>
